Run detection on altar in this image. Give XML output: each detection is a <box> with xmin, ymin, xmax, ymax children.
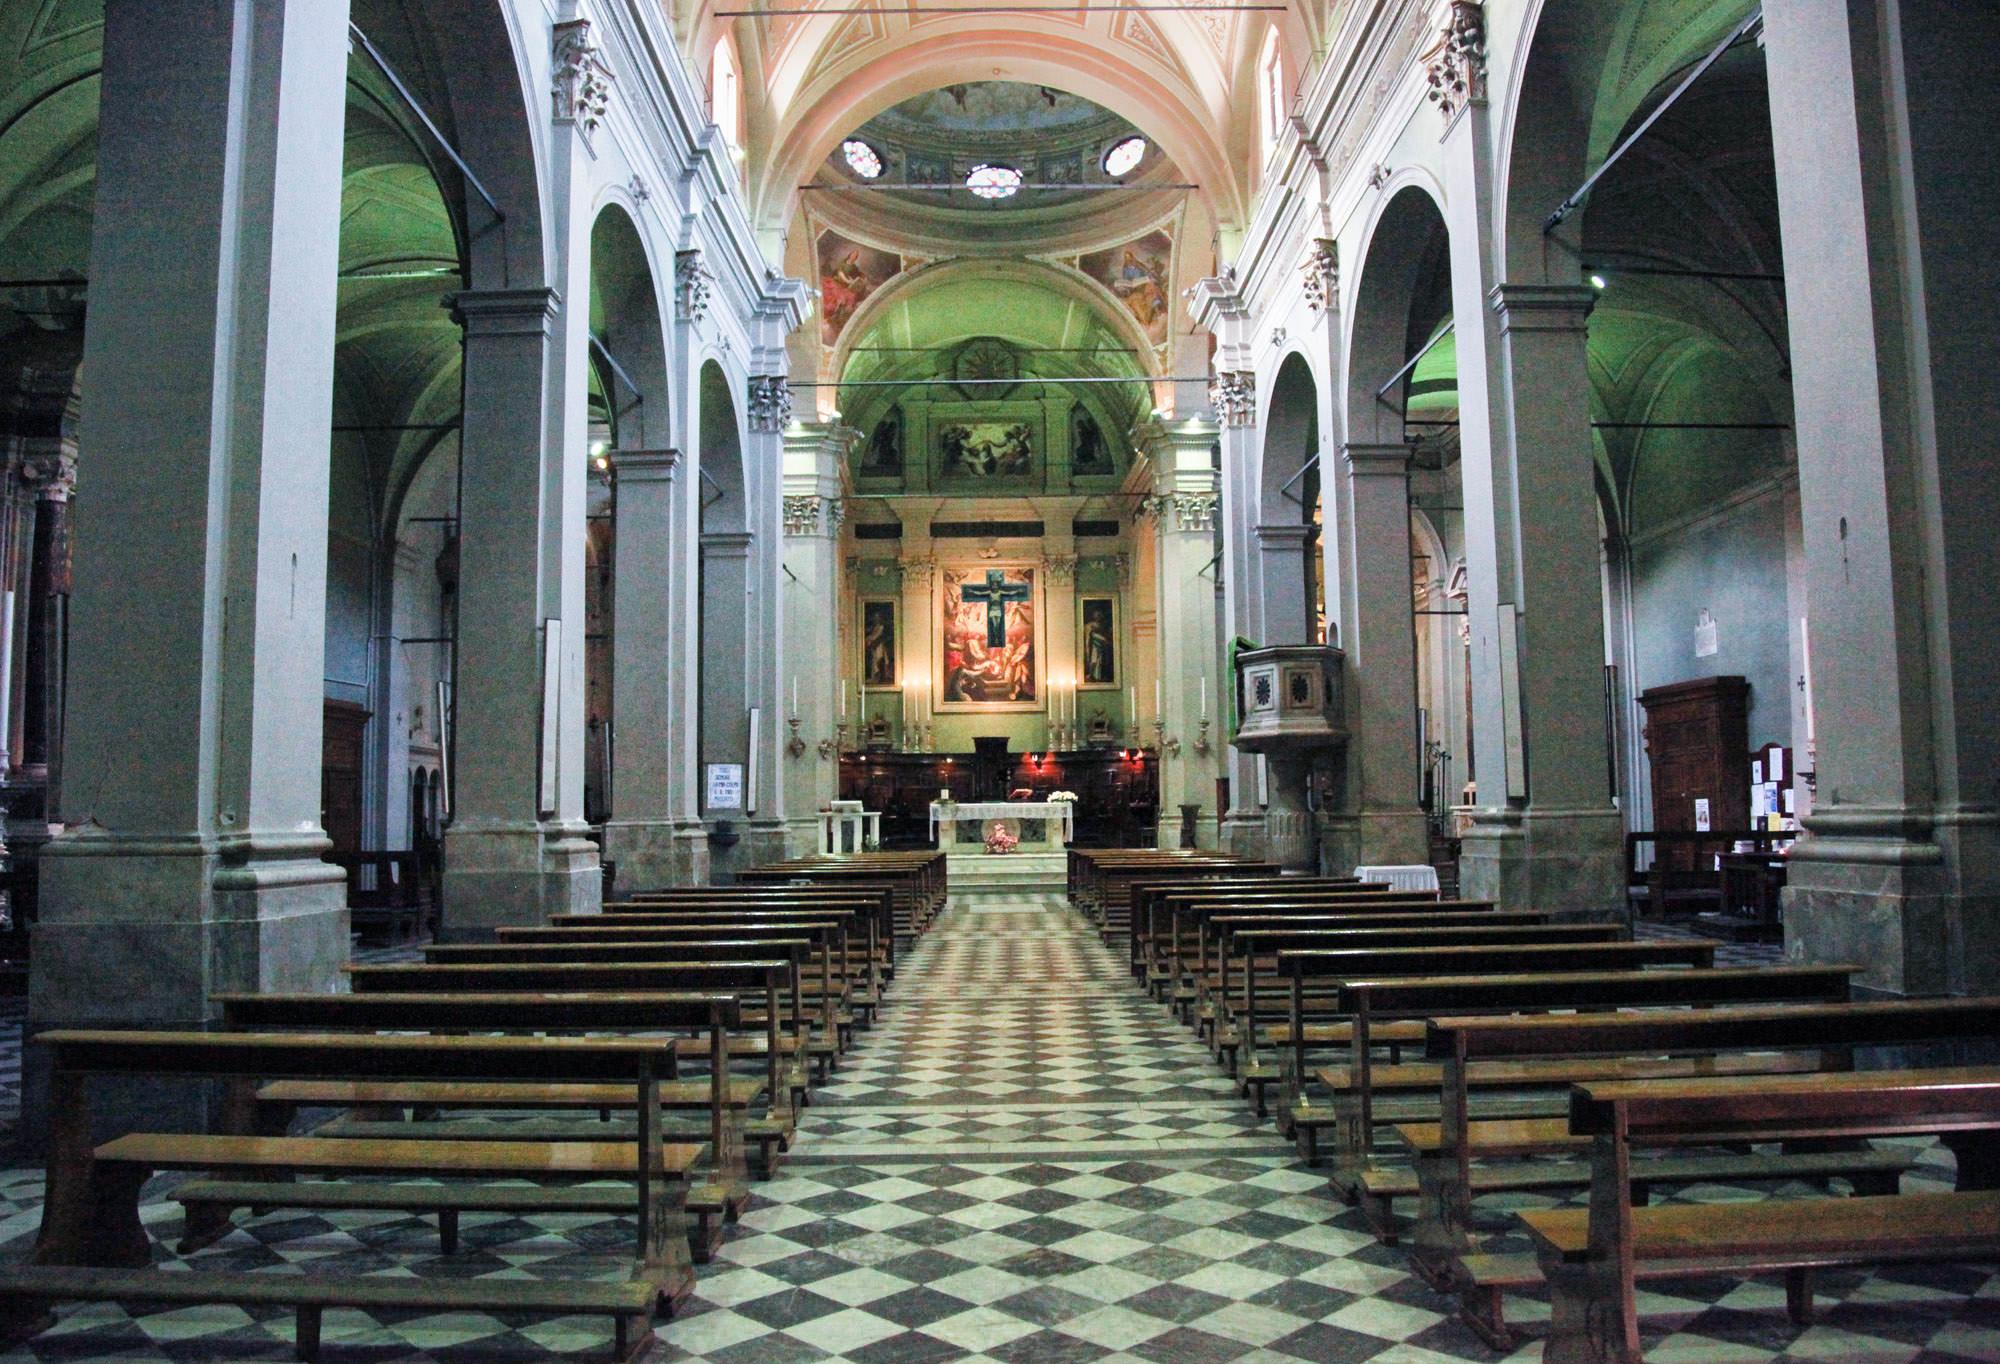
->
<box><xmin>929</xmin><ymin>800</ymin><xmax>1074</xmax><ymax>850</ymax></box>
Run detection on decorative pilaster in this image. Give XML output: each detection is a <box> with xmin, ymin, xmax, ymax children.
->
<box><xmin>1208</xmin><ymin>371</ymin><xmax>1257</xmax><ymax>427</ymax></box>
<box><xmin>675</xmin><ymin>250</ymin><xmax>713</xmax><ymax>323</ymax></box>
<box><xmin>1422</xmin><ymin>1</ymin><xmax>1487</xmax><ymax>126</ymax></box>
<box><xmin>782</xmin><ymin>494</ymin><xmax>842</xmax><ymax>537</ymax></box>
<box><xmin>749</xmin><ymin>375</ymin><xmax>793</xmax><ymax>432</ymax></box>
<box><xmin>1301</xmin><ymin>239</ymin><xmax>1340</xmax><ymax>314</ymax></box>
<box><xmin>551</xmin><ymin>19</ymin><xmax>614</xmax><ymax>144</ymax></box>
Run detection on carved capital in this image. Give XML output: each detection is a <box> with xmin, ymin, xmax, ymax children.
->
<box><xmin>1111</xmin><ymin>551</ymin><xmax>1133</xmax><ymax>587</ymax></box>
<box><xmin>19</xmin><ymin>447</ymin><xmax>76</xmax><ymax>501</ymax></box>
<box><xmin>899</xmin><ymin>555</ymin><xmax>936</xmax><ymax>589</ymax></box>
<box><xmin>1041</xmin><ymin>554</ymin><xmax>1077</xmax><ymax>587</ymax></box>
<box><xmin>748</xmin><ymin>375</ymin><xmax>793</xmax><ymax>432</ymax></box>
<box><xmin>1208</xmin><ymin>370</ymin><xmax>1257</xmax><ymax>428</ymax></box>
<box><xmin>675</xmin><ymin>250</ymin><xmax>713</xmax><ymax>323</ymax></box>
<box><xmin>1301</xmin><ymin>238</ymin><xmax>1339</xmax><ymax>314</ymax></box>
<box><xmin>1163</xmin><ymin>492</ymin><xmax>1219</xmax><ymax>534</ymax></box>
<box><xmin>1423</xmin><ymin>1</ymin><xmax>1487</xmax><ymax>125</ymax></box>
<box><xmin>551</xmin><ymin>20</ymin><xmax>614</xmax><ymax>142</ymax></box>
<box><xmin>783</xmin><ymin>495</ymin><xmax>822</xmax><ymax>536</ymax></box>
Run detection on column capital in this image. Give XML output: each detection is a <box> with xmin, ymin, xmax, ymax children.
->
<box><xmin>551</xmin><ymin>19</ymin><xmax>614</xmax><ymax>145</ymax></box>
<box><xmin>1208</xmin><ymin>371</ymin><xmax>1257</xmax><ymax>427</ymax></box>
<box><xmin>1489</xmin><ymin>282</ymin><xmax>1596</xmax><ymax>333</ymax></box>
<box><xmin>675</xmin><ymin>250</ymin><xmax>714</xmax><ymax>323</ymax></box>
<box><xmin>446</xmin><ymin>287</ymin><xmax>560</xmax><ymax>336</ymax></box>
<box><xmin>1423</xmin><ymin>1</ymin><xmax>1488</xmax><ymax>127</ymax></box>
<box><xmin>1301</xmin><ymin>238</ymin><xmax>1340</xmax><ymax>314</ymax></box>
<box><xmin>1341</xmin><ymin>442</ymin><xmax>1413</xmax><ymax>475</ymax></box>
<box><xmin>605</xmin><ymin>447</ymin><xmax>680</xmax><ymax>483</ymax></box>
<box><xmin>783</xmin><ymin>494</ymin><xmax>843</xmax><ymax>537</ymax></box>
<box><xmin>1041</xmin><ymin>554</ymin><xmax>1077</xmax><ymax>587</ymax></box>
<box><xmin>1140</xmin><ymin>491</ymin><xmax>1219</xmax><ymax>535</ymax></box>
<box><xmin>748</xmin><ymin>375</ymin><xmax>794</xmax><ymax>431</ymax></box>
<box><xmin>898</xmin><ymin>554</ymin><xmax>936</xmax><ymax>588</ymax></box>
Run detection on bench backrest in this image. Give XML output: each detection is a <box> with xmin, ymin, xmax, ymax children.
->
<box><xmin>1571</xmin><ymin>1063</ymin><xmax>2000</xmax><ymax>1143</ymax></box>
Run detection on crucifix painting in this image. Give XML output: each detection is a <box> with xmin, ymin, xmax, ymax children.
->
<box><xmin>942</xmin><ymin>566</ymin><xmax>1038</xmax><ymax>707</ymax></box>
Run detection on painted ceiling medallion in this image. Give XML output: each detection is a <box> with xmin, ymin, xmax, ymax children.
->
<box><xmin>1101</xmin><ymin>136</ymin><xmax>1146</xmax><ymax>177</ymax></box>
<box><xmin>965</xmin><ymin>164</ymin><xmax>1023</xmax><ymax>199</ymax></box>
<box><xmin>841</xmin><ymin>139</ymin><xmax>884</xmax><ymax>178</ymax></box>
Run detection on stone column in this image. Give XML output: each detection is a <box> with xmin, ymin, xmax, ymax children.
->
<box><xmin>1252</xmin><ymin>525</ymin><xmax>1314</xmax><ymax>645</ymax></box>
<box><xmin>781</xmin><ymin>423</ymin><xmax>850</xmax><ymax>854</ymax></box>
<box><xmin>1137</xmin><ymin>419</ymin><xmax>1225</xmax><ymax>847</ymax></box>
<box><xmin>1765</xmin><ymin>0</ymin><xmax>2000</xmax><ymax>992</ymax></box>
<box><xmin>600</xmin><ymin>449</ymin><xmax>682</xmax><ymax>889</ymax></box>
<box><xmin>28</xmin><ymin>0</ymin><xmax>352</xmax><ymax>1142</ymax></box>
<box><xmin>1338</xmin><ymin>444</ymin><xmax>1428</xmax><ymax>866</ymax></box>
<box><xmin>1437</xmin><ymin>12</ymin><xmax>1620</xmax><ymax>915</ymax></box>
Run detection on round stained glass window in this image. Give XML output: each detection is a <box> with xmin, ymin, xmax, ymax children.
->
<box><xmin>1102</xmin><ymin>136</ymin><xmax>1147</xmax><ymax>177</ymax></box>
<box><xmin>841</xmin><ymin>139</ymin><xmax>884</xmax><ymax>179</ymax></box>
<box><xmin>965</xmin><ymin>164</ymin><xmax>1023</xmax><ymax>199</ymax></box>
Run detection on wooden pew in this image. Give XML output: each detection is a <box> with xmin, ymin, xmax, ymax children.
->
<box><xmin>209</xmin><ymin>991</ymin><xmax>752</xmax><ymax>1256</ymax></box>
<box><xmin>1</xmin><ymin>1030</ymin><xmax>704</xmax><ymax>1361</ymax></box>
<box><xmin>1409</xmin><ymin>996</ymin><xmax>2000</xmax><ymax>1343</ymax></box>
<box><xmin>604</xmin><ymin>888</ymin><xmax>895</xmax><ymax>979</ymax></box>
<box><xmin>1523</xmin><ymin>1065</ymin><xmax>2000</xmax><ymax>1364</ymax></box>
<box><xmin>1126</xmin><ymin>876</ymin><xmax>1369</xmax><ymax>984</ymax></box>
<box><xmin>347</xmin><ymin>959</ymin><xmax>805</xmax><ymax>1166</ymax></box>
<box><xmin>1212</xmin><ymin>924</ymin><xmax>1629</xmax><ymax>1114</ymax></box>
<box><xmin>735</xmin><ymin>854</ymin><xmax>944</xmax><ymax>946</ymax></box>
<box><xmin>428</xmin><ymin>927</ymin><xmax>858</xmax><ymax>1049</ymax></box>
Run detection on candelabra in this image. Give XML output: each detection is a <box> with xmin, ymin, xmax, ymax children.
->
<box><xmin>1193</xmin><ymin>718</ymin><xmax>1213</xmax><ymax>756</ymax></box>
<box><xmin>1156</xmin><ymin>719</ymin><xmax>1181</xmax><ymax>758</ymax></box>
<box><xmin>786</xmin><ymin>715</ymin><xmax>807</xmax><ymax>759</ymax></box>
<box><xmin>922</xmin><ymin>723</ymin><xmax>936</xmax><ymax>753</ymax></box>
<box><xmin>1128</xmin><ymin>721</ymin><xmax>1142</xmax><ymax>748</ymax></box>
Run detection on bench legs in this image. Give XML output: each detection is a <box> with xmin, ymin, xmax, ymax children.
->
<box><xmin>295</xmin><ymin>1305</ymin><xmax>322</xmax><ymax>1363</ymax></box>
<box><xmin>1541</xmin><ymin>1256</ymin><xmax>1640</xmax><ymax>1364</ymax></box>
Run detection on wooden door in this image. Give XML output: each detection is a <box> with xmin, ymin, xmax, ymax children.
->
<box><xmin>321</xmin><ymin>699</ymin><xmax>372</xmax><ymax>856</ymax></box>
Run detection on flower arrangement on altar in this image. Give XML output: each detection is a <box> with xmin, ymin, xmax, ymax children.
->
<box><xmin>984</xmin><ymin>822</ymin><xmax>1019</xmax><ymax>855</ymax></box>
<box><xmin>1046</xmin><ymin>790</ymin><xmax>1078</xmax><ymax>804</ymax></box>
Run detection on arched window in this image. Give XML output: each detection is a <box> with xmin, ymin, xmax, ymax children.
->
<box><xmin>1258</xmin><ymin>29</ymin><xmax>1286</xmax><ymax>167</ymax></box>
<box><xmin>711</xmin><ymin>35</ymin><xmax>742</xmax><ymax>152</ymax></box>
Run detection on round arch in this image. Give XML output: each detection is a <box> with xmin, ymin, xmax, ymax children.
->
<box><xmin>750</xmin><ymin>33</ymin><xmax>1247</xmax><ymax>238</ymax></box>
<box><xmin>697</xmin><ymin>358</ymin><xmax>746</xmax><ymax>535</ymax></box>
<box><xmin>589</xmin><ymin>200</ymin><xmax>672</xmax><ymax>451</ymax></box>
<box><xmin>1345</xmin><ymin>184</ymin><xmax>1454</xmax><ymax>446</ymax></box>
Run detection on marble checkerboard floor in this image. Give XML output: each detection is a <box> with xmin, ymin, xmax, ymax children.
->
<box><xmin>0</xmin><ymin>892</ymin><xmax>1993</xmax><ymax>1363</ymax></box>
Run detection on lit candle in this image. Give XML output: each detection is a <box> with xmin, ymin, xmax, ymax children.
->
<box><xmin>1128</xmin><ymin>685</ymin><xmax>1136</xmax><ymax>721</ymax></box>
<box><xmin>1200</xmin><ymin>676</ymin><xmax>1207</xmax><ymax>721</ymax></box>
<box><xmin>840</xmin><ymin>680</ymin><xmax>847</xmax><ymax>720</ymax></box>
<box><xmin>1155</xmin><ymin>678</ymin><xmax>1162</xmax><ymax>720</ymax></box>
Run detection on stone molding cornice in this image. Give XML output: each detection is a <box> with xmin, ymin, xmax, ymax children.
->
<box><xmin>1340</xmin><ymin>442</ymin><xmax>1413</xmax><ymax>476</ymax></box>
<box><xmin>445</xmin><ymin>287</ymin><xmax>560</xmax><ymax>337</ymax></box>
<box><xmin>1490</xmin><ymin>282</ymin><xmax>1597</xmax><ymax>334</ymax></box>
<box><xmin>700</xmin><ymin>530</ymin><xmax>754</xmax><ymax>557</ymax></box>
<box><xmin>1253</xmin><ymin>523</ymin><xmax>1315</xmax><ymax>550</ymax></box>
<box><xmin>606</xmin><ymin>447</ymin><xmax>680</xmax><ymax>483</ymax></box>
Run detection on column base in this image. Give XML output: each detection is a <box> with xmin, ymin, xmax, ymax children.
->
<box><xmin>1155</xmin><ymin>810</ymin><xmax>1221</xmax><ymax>850</ymax></box>
<box><xmin>1352</xmin><ymin>807</ymin><xmax>1431</xmax><ymax>870</ymax></box>
<box><xmin>25</xmin><ymin>832</ymin><xmax>349</xmax><ymax>1154</ymax></box>
<box><xmin>1780</xmin><ymin>806</ymin><xmax>2000</xmax><ymax>995</ymax></box>
<box><xmin>1219</xmin><ymin>811</ymin><xmax>1268</xmax><ymax>860</ymax></box>
<box><xmin>1460</xmin><ymin>805</ymin><xmax>1624</xmax><ymax>918</ymax></box>
<box><xmin>441</xmin><ymin>821</ymin><xmax>601</xmax><ymax>940</ymax></box>
<box><xmin>602</xmin><ymin>818</ymin><xmax>709</xmax><ymax>896</ymax></box>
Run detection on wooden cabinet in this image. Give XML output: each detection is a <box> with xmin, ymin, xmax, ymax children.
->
<box><xmin>321</xmin><ymin>699</ymin><xmax>372</xmax><ymax>856</ymax></box>
<box><xmin>1638</xmin><ymin>676</ymin><xmax>1749</xmax><ymax>866</ymax></box>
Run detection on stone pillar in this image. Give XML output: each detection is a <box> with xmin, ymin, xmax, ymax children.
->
<box><xmin>28</xmin><ymin>0</ymin><xmax>352</xmax><ymax>1142</ymax></box>
<box><xmin>1766</xmin><ymin>0</ymin><xmax>2000</xmax><ymax>993</ymax></box>
<box><xmin>738</xmin><ymin>376</ymin><xmax>791</xmax><ymax>866</ymax></box>
<box><xmin>1137</xmin><ymin>420</ymin><xmax>1224</xmax><ymax>848</ymax></box>
<box><xmin>1437</xmin><ymin>18</ymin><xmax>1620</xmax><ymax>915</ymax></box>
<box><xmin>781</xmin><ymin>424</ymin><xmax>849</xmax><ymax>854</ymax></box>
<box><xmin>699</xmin><ymin>530</ymin><xmax>754</xmax><ymax>877</ymax></box>
<box><xmin>600</xmin><ymin>449</ymin><xmax>682</xmax><ymax>890</ymax></box>
<box><xmin>1338</xmin><ymin>444</ymin><xmax>1428</xmax><ymax>866</ymax></box>
<box><xmin>1252</xmin><ymin>525</ymin><xmax>1314</xmax><ymax>645</ymax></box>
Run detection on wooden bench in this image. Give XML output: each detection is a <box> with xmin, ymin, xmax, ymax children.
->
<box><xmin>1520</xmin><ymin>1065</ymin><xmax>2000</xmax><ymax>1364</ymax></box>
<box><xmin>1124</xmin><ymin>876</ymin><xmax>1370</xmax><ymax>984</ymax></box>
<box><xmin>211</xmin><ymin>990</ymin><xmax>754</xmax><ymax>1256</ymax></box>
<box><xmin>1215</xmin><ymin>923</ymin><xmax>1630</xmax><ymax>1115</ymax></box>
<box><xmin>1411</xmin><ymin>996</ymin><xmax>2000</xmax><ymax>1344</ymax></box>
<box><xmin>599</xmin><ymin>887</ymin><xmax>896</xmax><ymax>981</ymax></box>
<box><xmin>2</xmin><ymin>1030</ymin><xmax>703</xmax><ymax>1361</ymax></box>
<box><xmin>345</xmin><ymin>958</ymin><xmax>806</xmax><ymax>1165</ymax></box>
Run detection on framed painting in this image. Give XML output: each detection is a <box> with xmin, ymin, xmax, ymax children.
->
<box><xmin>861</xmin><ymin>600</ymin><xmax>898</xmax><ymax>688</ymax></box>
<box><xmin>1078</xmin><ymin>596</ymin><xmax>1119</xmax><ymax>689</ymax></box>
<box><xmin>938</xmin><ymin>565</ymin><xmax>1040</xmax><ymax>711</ymax></box>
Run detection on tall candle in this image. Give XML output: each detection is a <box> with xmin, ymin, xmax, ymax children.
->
<box><xmin>1155</xmin><ymin>678</ymin><xmax>1162</xmax><ymax>719</ymax></box>
<box><xmin>1200</xmin><ymin>677</ymin><xmax>1207</xmax><ymax>720</ymax></box>
<box><xmin>1128</xmin><ymin>686</ymin><xmax>1136</xmax><ymax>720</ymax></box>
<box><xmin>792</xmin><ymin>675</ymin><xmax>798</xmax><ymax>715</ymax></box>
<box><xmin>840</xmin><ymin>680</ymin><xmax>847</xmax><ymax>719</ymax></box>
